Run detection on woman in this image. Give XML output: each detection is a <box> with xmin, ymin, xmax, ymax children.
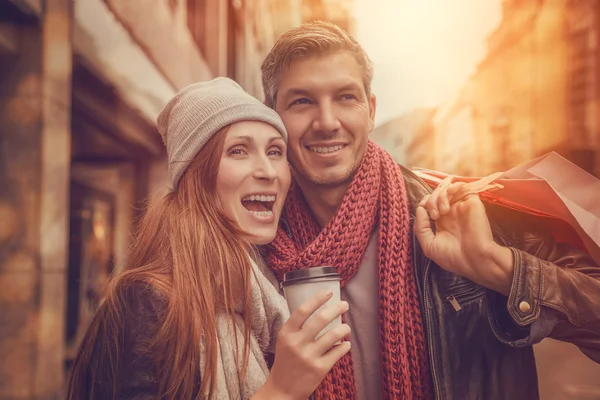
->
<box><xmin>67</xmin><ymin>77</ymin><xmax>351</xmax><ymax>400</ymax></box>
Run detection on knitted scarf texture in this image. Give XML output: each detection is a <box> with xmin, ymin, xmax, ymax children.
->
<box><xmin>267</xmin><ymin>141</ymin><xmax>432</xmax><ymax>399</ymax></box>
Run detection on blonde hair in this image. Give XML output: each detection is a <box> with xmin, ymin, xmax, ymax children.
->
<box><xmin>261</xmin><ymin>21</ymin><xmax>374</xmax><ymax>109</ymax></box>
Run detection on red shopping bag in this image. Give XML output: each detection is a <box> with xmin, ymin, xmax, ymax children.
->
<box><xmin>412</xmin><ymin>152</ymin><xmax>600</xmax><ymax>265</ymax></box>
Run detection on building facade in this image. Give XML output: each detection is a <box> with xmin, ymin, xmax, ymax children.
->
<box><xmin>470</xmin><ymin>0</ymin><xmax>570</xmax><ymax>175</ymax></box>
<box><xmin>427</xmin><ymin>0</ymin><xmax>600</xmax><ymax>178</ymax></box>
<box><xmin>370</xmin><ymin>108</ymin><xmax>436</xmax><ymax>168</ymax></box>
<box><xmin>302</xmin><ymin>0</ymin><xmax>355</xmax><ymax>34</ymax></box>
<box><xmin>431</xmin><ymin>81</ymin><xmax>477</xmax><ymax>175</ymax></box>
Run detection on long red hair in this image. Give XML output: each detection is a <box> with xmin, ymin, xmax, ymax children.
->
<box><xmin>67</xmin><ymin>127</ymin><xmax>256</xmax><ymax>399</ymax></box>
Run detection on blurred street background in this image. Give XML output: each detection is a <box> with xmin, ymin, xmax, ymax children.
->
<box><xmin>0</xmin><ymin>0</ymin><xmax>599</xmax><ymax>398</ymax></box>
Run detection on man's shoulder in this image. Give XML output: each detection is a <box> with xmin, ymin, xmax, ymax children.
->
<box><xmin>396</xmin><ymin>163</ymin><xmax>432</xmax><ymax>212</ymax></box>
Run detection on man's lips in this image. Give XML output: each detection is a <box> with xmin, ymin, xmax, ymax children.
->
<box><xmin>306</xmin><ymin>143</ymin><xmax>347</xmax><ymax>154</ymax></box>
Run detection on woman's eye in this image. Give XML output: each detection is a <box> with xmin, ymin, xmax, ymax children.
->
<box><xmin>268</xmin><ymin>148</ymin><xmax>284</xmax><ymax>156</ymax></box>
<box><xmin>229</xmin><ymin>148</ymin><xmax>246</xmax><ymax>156</ymax></box>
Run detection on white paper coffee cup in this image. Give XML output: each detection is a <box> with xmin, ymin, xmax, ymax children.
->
<box><xmin>281</xmin><ymin>266</ymin><xmax>342</xmax><ymax>342</ymax></box>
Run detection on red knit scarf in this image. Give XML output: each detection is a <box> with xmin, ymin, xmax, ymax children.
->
<box><xmin>266</xmin><ymin>141</ymin><xmax>432</xmax><ymax>399</ymax></box>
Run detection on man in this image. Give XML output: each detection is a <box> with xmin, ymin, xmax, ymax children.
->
<box><xmin>261</xmin><ymin>21</ymin><xmax>600</xmax><ymax>399</ymax></box>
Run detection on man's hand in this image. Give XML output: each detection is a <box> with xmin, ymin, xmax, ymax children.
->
<box><xmin>413</xmin><ymin>178</ymin><xmax>515</xmax><ymax>296</ymax></box>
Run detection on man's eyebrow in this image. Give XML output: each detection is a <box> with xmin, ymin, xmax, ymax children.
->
<box><xmin>281</xmin><ymin>88</ymin><xmax>313</xmax><ymax>98</ymax></box>
<box><xmin>337</xmin><ymin>83</ymin><xmax>362</xmax><ymax>91</ymax></box>
<box><xmin>281</xmin><ymin>82</ymin><xmax>362</xmax><ymax>97</ymax></box>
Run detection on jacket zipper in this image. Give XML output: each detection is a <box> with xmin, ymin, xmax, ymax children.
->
<box><xmin>444</xmin><ymin>285</ymin><xmax>486</xmax><ymax>311</ymax></box>
<box><xmin>423</xmin><ymin>261</ymin><xmax>441</xmax><ymax>400</ymax></box>
<box><xmin>446</xmin><ymin>295</ymin><xmax>462</xmax><ymax>311</ymax></box>
<box><xmin>408</xmin><ymin>169</ymin><xmax>441</xmax><ymax>399</ymax></box>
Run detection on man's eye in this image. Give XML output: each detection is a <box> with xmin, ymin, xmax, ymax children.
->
<box><xmin>290</xmin><ymin>98</ymin><xmax>311</xmax><ymax>106</ymax></box>
<box><xmin>340</xmin><ymin>94</ymin><xmax>356</xmax><ymax>100</ymax></box>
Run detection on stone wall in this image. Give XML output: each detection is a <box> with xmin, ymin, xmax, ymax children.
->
<box><xmin>0</xmin><ymin>0</ymin><xmax>72</xmax><ymax>397</ymax></box>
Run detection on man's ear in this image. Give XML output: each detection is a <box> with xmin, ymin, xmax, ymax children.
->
<box><xmin>368</xmin><ymin>93</ymin><xmax>377</xmax><ymax>133</ymax></box>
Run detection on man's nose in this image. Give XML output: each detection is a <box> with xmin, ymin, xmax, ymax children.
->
<box><xmin>313</xmin><ymin>101</ymin><xmax>341</xmax><ymax>133</ymax></box>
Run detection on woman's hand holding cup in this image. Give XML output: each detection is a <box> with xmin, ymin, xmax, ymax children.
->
<box><xmin>253</xmin><ymin>289</ymin><xmax>351</xmax><ymax>400</ymax></box>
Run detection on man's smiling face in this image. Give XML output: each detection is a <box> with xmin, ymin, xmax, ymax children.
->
<box><xmin>275</xmin><ymin>51</ymin><xmax>376</xmax><ymax>188</ymax></box>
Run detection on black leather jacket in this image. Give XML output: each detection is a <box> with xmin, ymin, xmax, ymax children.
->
<box><xmin>401</xmin><ymin>166</ymin><xmax>600</xmax><ymax>400</ymax></box>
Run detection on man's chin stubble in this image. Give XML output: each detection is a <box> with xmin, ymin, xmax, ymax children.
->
<box><xmin>295</xmin><ymin>167</ymin><xmax>357</xmax><ymax>188</ymax></box>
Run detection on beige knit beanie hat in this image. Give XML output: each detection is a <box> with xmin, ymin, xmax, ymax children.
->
<box><xmin>156</xmin><ymin>77</ymin><xmax>288</xmax><ymax>189</ymax></box>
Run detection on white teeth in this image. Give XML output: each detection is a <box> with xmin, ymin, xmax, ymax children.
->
<box><xmin>309</xmin><ymin>145</ymin><xmax>343</xmax><ymax>154</ymax></box>
<box><xmin>242</xmin><ymin>195</ymin><xmax>276</xmax><ymax>202</ymax></box>
<box><xmin>249</xmin><ymin>210</ymin><xmax>273</xmax><ymax>217</ymax></box>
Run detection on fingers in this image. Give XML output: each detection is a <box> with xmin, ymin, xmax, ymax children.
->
<box><xmin>320</xmin><ymin>340</ymin><xmax>352</xmax><ymax>368</ymax></box>
<box><xmin>418</xmin><ymin>180</ymin><xmax>466</xmax><ymax>220</ymax></box>
<box><xmin>419</xmin><ymin>176</ymin><xmax>452</xmax><ymax>219</ymax></box>
<box><xmin>286</xmin><ymin>290</ymin><xmax>334</xmax><ymax>331</ymax></box>
<box><xmin>414</xmin><ymin>205</ymin><xmax>435</xmax><ymax>252</ymax></box>
<box><xmin>302</xmin><ymin>300</ymin><xmax>349</xmax><ymax>340</ymax></box>
<box><xmin>446</xmin><ymin>182</ymin><xmax>467</xmax><ymax>204</ymax></box>
<box><xmin>314</xmin><ymin>323</ymin><xmax>351</xmax><ymax>354</ymax></box>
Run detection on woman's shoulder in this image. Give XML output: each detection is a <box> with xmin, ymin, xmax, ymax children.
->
<box><xmin>111</xmin><ymin>281</ymin><xmax>169</xmax><ymax>395</ymax></box>
<box><xmin>118</xmin><ymin>280</ymin><xmax>168</xmax><ymax>312</ymax></box>
<box><xmin>71</xmin><ymin>279</ymin><xmax>171</xmax><ymax>399</ymax></box>
<box><xmin>109</xmin><ymin>280</ymin><xmax>169</xmax><ymax>335</ymax></box>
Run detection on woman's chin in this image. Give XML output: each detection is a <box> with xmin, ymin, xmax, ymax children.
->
<box><xmin>244</xmin><ymin>226</ymin><xmax>278</xmax><ymax>246</ymax></box>
<box><xmin>248</xmin><ymin>232</ymin><xmax>277</xmax><ymax>246</ymax></box>
<box><xmin>237</xmin><ymin>212</ymin><xmax>280</xmax><ymax>245</ymax></box>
